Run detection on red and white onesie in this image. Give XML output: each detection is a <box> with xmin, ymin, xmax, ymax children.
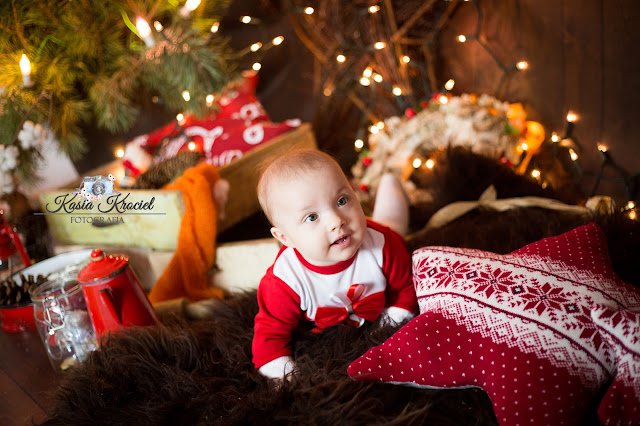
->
<box><xmin>252</xmin><ymin>220</ymin><xmax>418</xmax><ymax>377</ymax></box>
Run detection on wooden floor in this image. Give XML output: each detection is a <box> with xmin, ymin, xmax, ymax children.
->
<box><xmin>0</xmin><ymin>329</ymin><xmax>60</xmax><ymax>425</ymax></box>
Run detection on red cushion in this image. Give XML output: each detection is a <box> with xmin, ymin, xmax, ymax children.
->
<box><xmin>591</xmin><ymin>304</ymin><xmax>640</xmax><ymax>425</ymax></box>
<box><xmin>154</xmin><ymin>118</ymin><xmax>301</xmax><ymax>167</ymax></box>
<box><xmin>122</xmin><ymin>71</ymin><xmax>292</xmax><ymax>176</ymax></box>
<box><xmin>348</xmin><ymin>223</ymin><xmax>640</xmax><ymax>426</ymax></box>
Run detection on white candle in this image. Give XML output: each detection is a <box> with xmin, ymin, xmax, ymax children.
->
<box><xmin>180</xmin><ymin>0</ymin><xmax>201</xmax><ymax>18</ymax></box>
<box><xmin>135</xmin><ymin>17</ymin><xmax>155</xmax><ymax>47</ymax></box>
<box><xmin>19</xmin><ymin>54</ymin><xmax>32</xmax><ymax>87</ymax></box>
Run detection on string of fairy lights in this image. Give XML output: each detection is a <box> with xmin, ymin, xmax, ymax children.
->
<box><xmin>279</xmin><ymin>0</ymin><xmax>640</xmax><ymax>217</ymax></box>
<box><xmin>15</xmin><ymin>0</ymin><xmax>638</xmax><ymax>217</ymax></box>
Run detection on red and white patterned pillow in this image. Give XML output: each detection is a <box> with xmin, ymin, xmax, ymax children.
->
<box><xmin>122</xmin><ymin>71</ymin><xmax>299</xmax><ymax>176</ymax></box>
<box><xmin>591</xmin><ymin>304</ymin><xmax>640</xmax><ymax>424</ymax></box>
<box><xmin>348</xmin><ymin>223</ymin><xmax>640</xmax><ymax>426</ymax></box>
<box><xmin>150</xmin><ymin>117</ymin><xmax>300</xmax><ymax>167</ymax></box>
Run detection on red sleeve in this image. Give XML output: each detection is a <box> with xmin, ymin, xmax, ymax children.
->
<box><xmin>368</xmin><ymin>220</ymin><xmax>418</xmax><ymax>314</ymax></box>
<box><xmin>252</xmin><ymin>266</ymin><xmax>303</xmax><ymax>369</ymax></box>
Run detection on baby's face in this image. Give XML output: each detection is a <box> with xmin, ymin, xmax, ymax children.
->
<box><xmin>269</xmin><ymin>163</ymin><xmax>367</xmax><ymax>267</ymax></box>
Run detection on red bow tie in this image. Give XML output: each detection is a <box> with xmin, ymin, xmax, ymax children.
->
<box><xmin>314</xmin><ymin>284</ymin><xmax>385</xmax><ymax>329</ymax></box>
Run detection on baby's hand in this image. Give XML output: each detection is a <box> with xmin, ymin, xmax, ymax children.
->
<box><xmin>380</xmin><ymin>306</ymin><xmax>415</xmax><ymax>327</ymax></box>
<box><xmin>258</xmin><ymin>355</ymin><xmax>295</xmax><ymax>381</ymax></box>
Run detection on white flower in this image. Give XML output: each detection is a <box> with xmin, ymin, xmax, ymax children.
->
<box><xmin>17</xmin><ymin>120</ymin><xmax>45</xmax><ymax>150</ymax></box>
<box><xmin>0</xmin><ymin>145</ymin><xmax>20</xmax><ymax>172</ymax></box>
<box><xmin>0</xmin><ymin>171</ymin><xmax>14</xmax><ymax>194</ymax></box>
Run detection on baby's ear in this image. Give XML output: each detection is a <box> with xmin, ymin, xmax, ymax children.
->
<box><xmin>270</xmin><ymin>227</ymin><xmax>289</xmax><ymax>246</ymax></box>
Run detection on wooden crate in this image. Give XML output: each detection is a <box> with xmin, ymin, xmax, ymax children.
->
<box><xmin>217</xmin><ymin>123</ymin><xmax>316</xmax><ymax>231</ymax></box>
<box><xmin>40</xmin><ymin>124</ymin><xmax>316</xmax><ymax>250</ymax></box>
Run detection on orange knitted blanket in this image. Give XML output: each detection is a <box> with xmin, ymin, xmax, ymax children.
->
<box><xmin>148</xmin><ymin>163</ymin><xmax>225</xmax><ymax>303</ymax></box>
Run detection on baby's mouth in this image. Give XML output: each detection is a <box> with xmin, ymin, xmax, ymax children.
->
<box><xmin>331</xmin><ymin>234</ymin><xmax>350</xmax><ymax>247</ymax></box>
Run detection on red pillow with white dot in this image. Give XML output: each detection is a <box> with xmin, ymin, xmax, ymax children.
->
<box><xmin>348</xmin><ymin>223</ymin><xmax>640</xmax><ymax>426</ymax></box>
<box><xmin>121</xmin><ymin>71</ymin><xmax>298</xmax><ymax>177</ymax></box>
<box><xmin>590</xmin><ymin>304</ymin><xmax>640</xmax><ymax>425</ymax></box>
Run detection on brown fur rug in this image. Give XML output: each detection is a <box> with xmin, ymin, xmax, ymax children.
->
<box><xmin>39</xmin><ymin>292</ymin><xmax>497</xmax><ymax>425</ymax></box>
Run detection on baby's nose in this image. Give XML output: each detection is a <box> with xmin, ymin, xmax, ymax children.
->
<box><xmin>327</xmin><ymin>210</ymin><xmax>345</xmax><ymax>231</ymax></box>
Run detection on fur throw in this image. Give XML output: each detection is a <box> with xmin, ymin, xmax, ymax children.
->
<box><xmin>39</xmin><ymin>292</ymin><xmax>497</xmax><ymax>425</ymax></box>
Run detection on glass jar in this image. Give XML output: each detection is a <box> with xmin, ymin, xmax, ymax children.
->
<box><xmin>29</xmin><ymin>272</ymin><xmax>98</xmax><ymax>371</ymax></box>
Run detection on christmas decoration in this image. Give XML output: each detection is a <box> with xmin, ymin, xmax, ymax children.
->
<box><xmin>351</xmin><ymin>94</ymin><xmax>538</xmax><ymax>207</ymax></box>
<box><xmin>0</xmin><ymin>0</ymin><xmax>237</xmax><ymax>194</ymax></box>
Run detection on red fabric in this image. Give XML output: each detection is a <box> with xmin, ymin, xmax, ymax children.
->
<box><xmin>153</xmin><ymin>119</ymin><xmax>300</xmax><ymax>167</ymax></box>
<box><xmin>591</xmin><ymin>304</ymin><xmax>640</xmax><ymax>425</ymax></box>
<box><xmin>121</xmin><ymin>71</ymin><xmax>300</xmax><ymax>177</ymax></box>
<box><xmin>252</xmin><ymin>221</ymin><xmax>417</xmax><ymax>369</ymax></box>
<box><xmin>314</xmin><ymin>284</ymin><xmax>386</xmax><ymax>329</ymax></box>
<box><xmin>348</xmin><ymin>223</ymin><xmax>640</xmax><ymax>426</ymax></box>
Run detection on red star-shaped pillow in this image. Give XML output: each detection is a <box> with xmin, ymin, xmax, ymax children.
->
<box><xmin>348</xmin><ymin>223</ymin><xmax>640</xmax><ymax>425</ymax></box>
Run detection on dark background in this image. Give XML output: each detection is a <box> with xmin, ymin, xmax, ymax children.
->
<box><xmin>76</xmin><ymin>0</ymin><xmax>640</xmax><ymax>205</ymax></box>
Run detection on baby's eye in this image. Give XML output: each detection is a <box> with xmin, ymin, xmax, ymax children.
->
<box><xmin>304</xmin><ymin>213</ymin><xmax>318</xmax><ymax>223</ymax></box>
<box><xmin>337</xmin><ymin>196</ymin><xmax>348</xmax><ymax>207</ymax></box>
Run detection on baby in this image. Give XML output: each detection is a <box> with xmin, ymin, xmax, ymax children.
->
<box><xmin>252</xmin><ymin>149</ymin><xmax>418</xmax><ymax>380</ymax></box>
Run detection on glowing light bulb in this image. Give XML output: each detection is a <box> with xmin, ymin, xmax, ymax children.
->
<box><xmin>304</xmin><ymin>7</ymin><xmax>314</xmax><ymax>15</ymax></box>
<box><xmin>598</xmin><ymin>143</ymin><xmax>608</xmax><ymax>152</ymax></box>
<box><xmin>252</xmin><ymin>62</ymin><xmax>262</xmax><ymax>71</ymax></box>
<box><xmin>354</xmin><ymin>139</ymin><xmax>364</xmax><ymax>150</ymax></box>
<box><xmin>154</xmin><ymin>21</ymin><xmax>163</xmax><ymax>31</ymax></box>
<box><xmin>336</xmin><ymin>54</ymin><xmax>346</xmax><ymax>63</ymax></box>
<box><xmin>369</xmin><ymin>5</ymin><xmax>380</xmax><ymax>13</ymax></box>
<box><xmin>376</xmin><ymin>121</ymin><xmax>385</xmax><ymax>130</ymax></box>
<box><xmin>412</xmin><ymin>158</ymin><xmax>422</xmax><ymax>168</ymax></box>
<box><xmin>273</xmin><ymin>36</ymin><xmax>284</xmax><ymax>45</ymax></box>
<box><xmin>360</xmin><ymin>77</ymin><xmax>371</xmax><ymax>86</ymax></box>
<box><xmin>569</xmin><ymin>149</ymin><xmax>578</xmax><ymax>161</ymax></box>
<box><xmin>323</xmin><ymin>86</ymin><xmax>333</xmax><ymax>96</ymax></box>
<box><xmin>188</xmin><ymin>141</ymin><xmax>197</xmax><ymax>151</ymax></box>
<box><xmin>373</xmin><ymin>73</ymin><xmax>383</xmax><ymax>83</ymax></box>
<box><xmin>457</xmin><ymin>35</ymin><xmax>467</xmax><ymax>43</ymax></box>
<box><xmin>444</xmin><ymin>79</ymin><xmax>455</xmax><ymax>91</ymax></box>
<box><xmin>182</xmin><ymin>90</ymin><xmax>191</xmax><ymax>101</ymax></box>
<box><xmin>115</xmin><ymin>147</ymin><xmax>125</xmax><ymax>158</ymax></box>
<box><xmin>516</xmin><ymin>61</ymin><xmax>529</xmax><ymax>70</ymax></box>
<box><xmin>180</xmin><ymin>0</ymin><xmax>201</xmax><ymax>17</ymax></box>
<box><xmin>402</xmin><ymin>55</ymin><xmax>410</xmax><ymax>64</ymax></box>
<box><xmin>136</xmin><ymin>17</ymin><xmax>155</xmax><ymax>47</ymax></box>
<box><xmin>627</xmin><ymin>201</ymin><xmax>635</xmax><ymax>209</ymax></box>
<box><xmin>426</xmin><ymin>159</ymin><xmax>435</xmax><ymax>169</ymax></box>
<box><xmin>241</xmin><ymin>16</ymin><xmax>252</xmax><ymax>24</ymax></box>
<box><xmin>363</xmin><ymin>67</ymin><xmax>373</xmax><ymax>78</ymax></box>
<box><xmin>551</xmin><ymin>132</ymin><xmax>559</xmax><ymax>142</ymax></box>
<box><xmin>19</xmin><ymin>54</ymin><xmax>32</xmax><ymax>87</ymax></box>
<box><xmin>520</xmin><ymin>142</ymin><xmax>529</xmax><ymax>151</ymax></box>
<box><xmin>211</xmin><ymin>22</ymin><xmax>220</xmax><ymax>33</ymax></box>
<box><xmin>392</xmin><ymin>87</ymin><xmax>402</xmax><ymax>96</ymax></box>
<box><xmin>630</xmin><ymin>210</ymin><xmax>638</xmax><ymax>220</ymax></box>
<box><xmin>176</xmin><ymin>113</ymin><xmax>186</xmax><ymax>125</ymax></box>
<box><xmin>185</xmin><ymin>0</ymin><xmax>201</xmax><ymax>11</ymax></box>
<box><xmin>438</xmin><ymin>95</ymin><xmax>448</xmax><ymax>104</ymax></box>
<box><xmin>566</xmin><ymin>111</ymin><xmax>577</xmax><ymax>122</ymax></box>
<box><xmin>374</xmin><ymin>41</ymin><xmax>386</xmax><ymax>50</ymax></box>
<box><xmin>250</xmin><ymin>42</ymin><xmax>262</xmax><ymax>52</ymax></box>
<box><xmin>369</xmin><ymin>125</ymin><xmax>379</xmax><ymax>134</ymax></box>
<box><xmin>206</xmin><ymin>94</ymin><xmax>215</xmax><ymax>106</ymax></box>
<box><xmin>531</xmin><ymin>169</ymin><xmax>541</xmax><ymax>179</ymax></box>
